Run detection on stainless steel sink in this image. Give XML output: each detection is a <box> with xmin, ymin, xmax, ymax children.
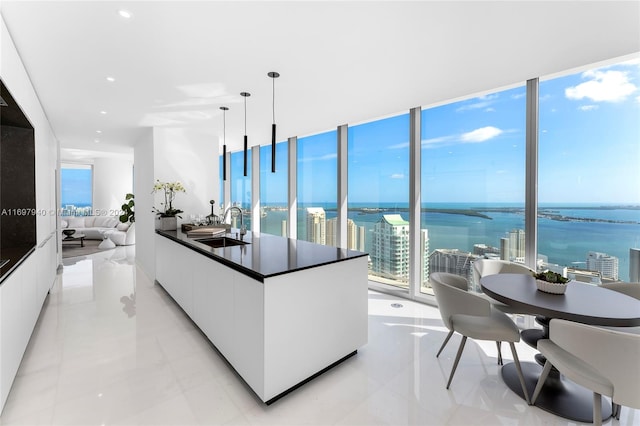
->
<box><xmin>195</xmin><ymin>236</ymin><xmax>249</xmax><ymax>248</ymax></box>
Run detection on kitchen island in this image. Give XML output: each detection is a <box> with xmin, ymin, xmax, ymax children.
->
<box><xmin>155</xmin><ymin>229</ymin><xmax>368</xmax><ymax>404</ymax></box>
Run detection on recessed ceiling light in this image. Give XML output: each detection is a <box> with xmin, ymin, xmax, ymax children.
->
<box><xmin>96</xmin><ymin>130</ymin><xmax>102</xmax><ymax>133</ymax></box>
<box><xmin>118</xmin><ymin>10</ymin><xmax>132</xmax><ymax>19</ymax></box>
<box><xmin>100</xmin><ymin>111</ymin><xmax>107</xmax><ymax>115</ymax></box>
<box><xmin>94</xmin><ymin>139</ymin><xmax>100</xmax><ymax>144</ymax></box>
<box><xmin>106</xmin><ymin>76</ymin><xmax>115</xmax><ymax>82</ymax></box>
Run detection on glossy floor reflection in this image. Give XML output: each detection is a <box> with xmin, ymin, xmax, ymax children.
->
<box><xmin>1</xmin><ymin>246</ymin><xmax>638</xmax><ymax>425</ymax></box>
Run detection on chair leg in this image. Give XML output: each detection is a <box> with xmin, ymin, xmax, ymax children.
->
<box><xmin>593</xmin><ymin>393</ymin><xmax>602</xmax><ymax>426</ymax></box>
<box><xmin>509</xmin><ymin>342</ymin><xmax>531</xmax><ymax>405</ymax></box>
<box><xmin>446</xmin><ymin>336</ymin><xmax>467</xmax><ymax>390</ymax></box>
<box><xmin>613</xmin><ymin>402</ymin><xmax>621</xmax><ymax>420</ymax></box>
<box><xmin>496</xmin><ymin>341</ymin><xmax>503</xmax><ymax>365</ymax></box>
<box><xmin>531</xmin><ymin>360</ymin><xmax>552</xmax><ymax>404</ymax></box>
<box><xmin>437</xmin><ymin>330</ymin><xmax>455</xmax><ymax>358</ymax></box>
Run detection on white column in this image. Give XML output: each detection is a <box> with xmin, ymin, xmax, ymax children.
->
<box><xmin>252</xmin><ymin>145</ymin><xmax>260</xmax><ymax>233</ymax></box>
<box><xmin>288</xmin><ymin>136</ymin><xmax>297</xmax><ymax>239</ymax></box>
<box><xmin>337</xmin><ymin>125</ymin><xmax>348</xmax><ymax>249</ymax></box>
<box><xmin>409</xmin><ymin>107</ymin><xmax>422</xmax><ymax>298</ymax></box>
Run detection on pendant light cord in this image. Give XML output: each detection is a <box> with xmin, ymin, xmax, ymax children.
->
<box><xmin>272</xmin><ymin>76</ymin><xmax>276</xmax><ymax>124</ymax></box>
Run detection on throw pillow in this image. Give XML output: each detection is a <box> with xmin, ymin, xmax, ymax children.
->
<box><xmin>67</xmin><ymin>217</ymin><xmax>85</xmax><ymax>228</ymax></box>
<box><xmin>116</xmin><ymin>222</ymin><xmax>130</xmax><ymax>232</ymax></box>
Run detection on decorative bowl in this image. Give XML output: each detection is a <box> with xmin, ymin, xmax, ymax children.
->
<box><xmin>536</xmin><ymin>279</ymin><xmax>567</xmax><ymax>295</ymax></box>
<box><xmin>62</xmin><ymin>229</ymin><xmax>76</xmax><ymax>237</ymax></box>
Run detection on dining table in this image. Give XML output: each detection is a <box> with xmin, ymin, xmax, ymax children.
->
<box><xmin>480</xmin><ymin>273</ymin><xmax>640</xmax><ymax>423</ymax></box>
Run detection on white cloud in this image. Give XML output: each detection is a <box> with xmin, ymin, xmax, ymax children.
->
<box><xmin>298</xmin><ymin>153</ymin><xmax>337</xmax><ymax>163</ymax></box>
<box><xmin>388</xmin><ymin>142</ymin><xmax>409</xmax><ymax>150</ymax></box>
<box><xmin>460</xmin><ymin>126</ymin><xmax>503</xmax><ymax>143</ymax></box>
<box><xmin>485</xmin><ymin>107</ymin><xmax>495</xmax><ymax>112</ymax></box>
<box><xmin>456</xmin><ymin>93</ymin><xmax>500</xmax><ymax>112</ymax></box>
<box><xmin>579</xmin><ymin>105</ymin><xmax>598</xmax><ymax>111</ymax></box>
<box><xmin>390</xmin><ymin>173</ymin><xmax>405</xmax><ymax>179</ymax></box>
<box><xmin>565</xmin><ymin>70</ymin><xmax>637</xmax><ymax>102</ymax></box>
<box><xmin>422</xmin><ymin>135</ymin><xmax>455</xmax><ymax>147</ymax></box>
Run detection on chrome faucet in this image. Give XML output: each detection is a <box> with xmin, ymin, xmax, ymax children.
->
<box><xmin>222</xmin><ymin>206</ymin><xmax>246</xmax><ymax>238</ymax></box>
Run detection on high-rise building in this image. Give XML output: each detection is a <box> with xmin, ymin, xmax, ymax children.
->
<box><xmin>357</xmin><ymin>225</ymin><xmax>366</xmax><ymax>253</ymax></box>
<box><xmin>326</xmin><ymin>217</ymin><xmax>359</xmax><ymax>250</ymax></box>
<box><xmin>305</xmin><ymin>207</ymin><xmax>326</xmax><ymax>245</ymax></box>
<box><xmin>630</xmin><ymin>248</ymin><xmax>640</xmax><ymax>282</ymax></box>
<box><xmin>508</xmin><ymin>229</ymin><xmax>525</xmax><ymax>261</ymax></box>
<box><xmin>420</xmin><ymin>229</ymin><xmax>430</xmax><ymax>287</ymax></box>
<box><xmin>371</xmin><ymin>214</ymin><xmax>410</xmax><ymax>283</ymax></box>
<box><xmin>474</xmin><ymin>243</ymin><xmax>500</xmax><ymax>256</ymax></box>
<box><xmin>500</xmin><ymin>238</ymin><xmax>509</xmax><ymax>261</ymax></box>
<box><xmin>429</xmin><ymin>249</ymin><xmax>480</xmax><ymax>288</ymax></box>
<box><xmin>586</xmin><ymin>251</ymin><xmax>619</xmax><ymax>280</ymax></box>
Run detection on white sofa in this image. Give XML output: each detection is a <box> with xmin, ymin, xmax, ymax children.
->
<box><xmin>61</xmin><ymin>216</ymin><xmax>135</xmax><ymax>246</ymax></box>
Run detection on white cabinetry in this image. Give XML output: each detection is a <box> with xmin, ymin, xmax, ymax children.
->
<box><xmin>154</xmin><ymin>234</ymin><xmax>367</xmax><ymax>403</ymax></box>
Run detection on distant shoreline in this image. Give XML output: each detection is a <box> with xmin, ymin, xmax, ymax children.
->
<box><xmin>259</xmin><ymin>205</ymin><xmax>640</xmax><ymax>225</ymax></box>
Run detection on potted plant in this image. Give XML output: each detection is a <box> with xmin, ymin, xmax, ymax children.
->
<box><xmin>119</xmin><ymin>193</ymin><xmax>135</xmax><ymax>223</ymax></box>
<box><xmin>534</xmin><ymin>270</ymin><xmax>570</xmax><ymax>294</ymax></box>
<box><xmin>152</xmin><ymin>180</ymin><xmax>186</xmax><ymax>230</ymax></box>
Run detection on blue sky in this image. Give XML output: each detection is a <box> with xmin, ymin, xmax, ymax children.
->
<box><xmin>60</xmin><ymin>168</ymin><xmax>92</xmax><ymax>206</ymax></box>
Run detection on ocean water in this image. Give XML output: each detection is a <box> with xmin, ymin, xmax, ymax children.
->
<box><xmin>258</xmin><ymin>203</ymin><xmax>640</xmax><ymax>282</ymax></box>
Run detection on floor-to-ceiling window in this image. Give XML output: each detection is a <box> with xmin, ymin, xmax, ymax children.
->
<box><xmin>297</xmin><ymin>131</ymin><xmax>337</xmax><ymax>245</ymax></box>
<box><xmin>60</xmin><ymin>163</ymin><xmax>93</xmax><ymax>216</ymax></box>
<box><xmin>348</xmin><ymin>114</ymin><xmax>410</xmax><ymax>288</ymax></box>
<box><xmin>538</xmin><ymin>59</ymin><xmax>640</xmax><ymax>283</ymax></box>
<box><xmin>230</xmin><ymin>151</ymin><xmax>251</xmax><ymax>229</ymax></box>
<box><xmin>260</xmin><ymin>141</ymin><xmax>288</xmax><ymax>236</ymax></box>
<box><xmin>420</xmin><ymin>86</ymin><xmax>527</xmax><ymax>294</ymax></box>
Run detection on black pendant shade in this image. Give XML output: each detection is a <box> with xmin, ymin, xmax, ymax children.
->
<box><xmin>220</xmin><ymin>106</ymin><xmax>228</xmax><ymax>181</ymax></box>
<box><xmin>240</xmin><ymin>92</ymin><xmax>250</xmax><ymax>177</ymax></box>
<box><xmin>268</xmin><ymin>71</ymin><xmax>279</xmax><ymax>173</ymax></box>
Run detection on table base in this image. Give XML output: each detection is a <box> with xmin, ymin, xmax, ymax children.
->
<box><xmin>502</xmin><ymin>361</ymin><xmax>611</xmax><ymax>423</ymax></box>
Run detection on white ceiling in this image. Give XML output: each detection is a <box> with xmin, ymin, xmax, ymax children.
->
<box><xmin>1</xmin><ymin>1</ymin><xmax>639</xmax><ymax>161</ymax></box>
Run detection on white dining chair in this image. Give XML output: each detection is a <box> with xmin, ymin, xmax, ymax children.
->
<box><xmin>600</xmin><ymin>282</ymin><xmax>640</xmax><ymax>300</ymax></box>
<box><xmin>531</xmin><ymin>319</ymin><xmax>640</xmax><ymax>426</ymax></box>
<box><xmin>430</xmin><ymin>272</ymin><xmax>530</xmax><ymax>403</ymax></box>
<box><xmin>472</xmin><ymin>259</ymin><xmax>535</xmax><ymax>314</ymax></box>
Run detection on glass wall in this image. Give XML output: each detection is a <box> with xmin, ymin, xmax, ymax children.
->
<box><xmin>230</xmin><ymin>151</ymin><xmax>251</xmax><ymax>229</ymax></box>
<box><xmin>538</xmin><ymin>59</ymin><xmax>640</xmax><ymax>283</ymax></box>
<box><xmin>60</xmin><ymin>163</ymin><xmax>93</xmax><ymax>216</ymax></box>
<box><xmin>260</xmin><ymin>141</ymin><xmax>288</xmax><ymax>236</ymax></box>
<box><xmin>347</xmin><ymin>114</ymin><xmax>410</xmax><ymax>288</ymax></box>
<box><xmin>297</xmin><ymin>131</ymin><xmax>337</xmax><ymax>245</ymax></box>
<box><xmin>420</xmin><ymin>86</ymin><xmax>527</xmax><ymax>294</ymax></box>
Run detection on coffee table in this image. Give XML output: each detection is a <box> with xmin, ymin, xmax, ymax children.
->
<box><xmin>62</xmin><ymin>233</ymin><xmax>86</xmax><ymax>247</ymax></box>
<box><xmin>481</xmin><ymin>273</ymin><xmax>640</xmax><ymax>422</ymax></box>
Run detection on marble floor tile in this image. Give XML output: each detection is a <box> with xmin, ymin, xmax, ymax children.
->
<box><xmin>0</xmin><ymin>246</ymin><xmax>637</xmax><ymax>425</ymax></box>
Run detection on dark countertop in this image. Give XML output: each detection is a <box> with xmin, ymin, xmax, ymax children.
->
<box><xmin>156</xmin><ymin>229</ymin><xmax>368</xmax><ymax>282</ymax></box>
<box><xmin>0</xmin><ymin>246</ymin><xmax>36</xmax><ymax>285</ymax></box>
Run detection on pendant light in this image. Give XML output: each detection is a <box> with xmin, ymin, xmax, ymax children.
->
<box><xmin>220</xmin><ymin>106</ymin><xmax>229</xmax><ymax>181</ymax></box>
<box><xmin>268</xmin><ymin>71</ymin><xmax>280</xmax><ymax>173</ymax></box>
<box><xmin>240</xmin><ymin>92</ymin><xmax>251</xmax><ymax>177</ymax></box>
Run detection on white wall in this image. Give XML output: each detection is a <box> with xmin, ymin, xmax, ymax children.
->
<box><xmin>134</xmin><ymin>126</ymin><xmax>219</xmax><ymax>280</ymax></box>
<box><xmin>0</xmin><ymin>13</ymin><xmax>59</xmax><ymax>414</ymax></box>
<box><xmin>93</xmin><ymin>157</ymin><xmax>133</xmax><ymax>216</ymax></box>
<box><xmin>133</xmin><ymin>129</ymin><xmax>154</xmax><ymax>280</ymax></box>
<box><xmin>152</xmin><ymin>127</ymin><xmax>219</xmax><ymax>222</ymax></box>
